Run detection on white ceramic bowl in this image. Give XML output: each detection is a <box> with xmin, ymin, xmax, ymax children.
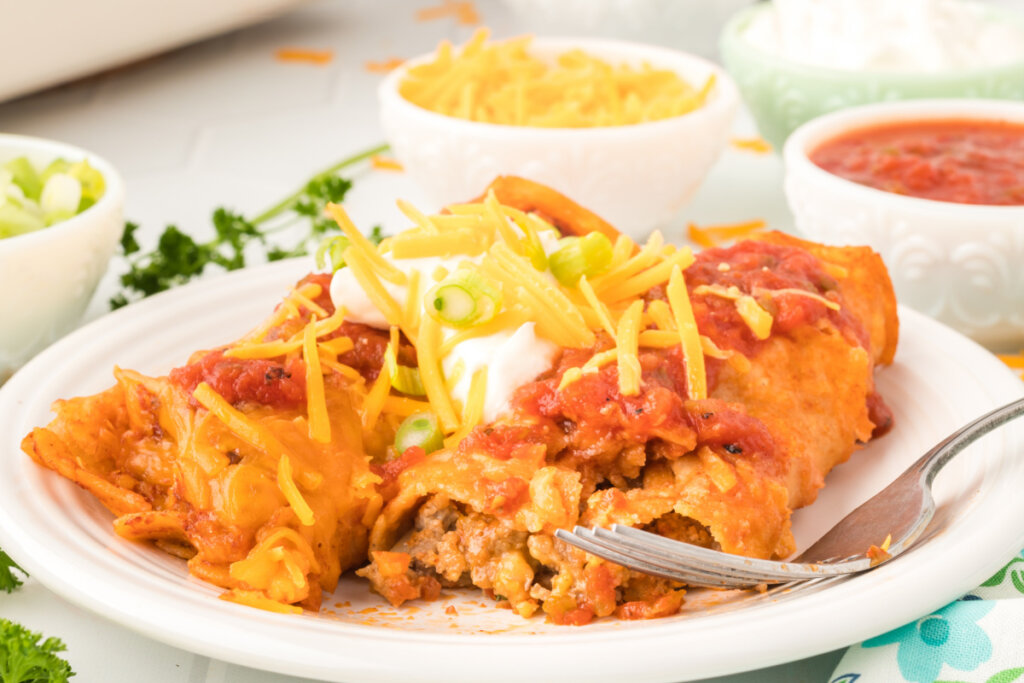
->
<box><xmin>783</xmin><ymin>99</ymin><xmax>1024</xmax><ymax>351</ymax></box>
<box><xmin>0</xmin><ymin>135</ymin><xmax>124</xmax><ymax>382</ymax></box>
<box><xmin>379</xmin><ymin>38</ymin><xmax>739</xmax><ymax>239</ymax></box>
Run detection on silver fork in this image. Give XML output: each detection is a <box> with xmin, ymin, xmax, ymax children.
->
<box><xmin>555</xmin><ymin>396</ymin><xmax>1024</xmax><ymax>588</ymax></box>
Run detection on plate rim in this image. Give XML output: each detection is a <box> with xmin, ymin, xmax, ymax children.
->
<box><xmin>2</xmin><ymin>259</ymin><xmax>1023</xmax><ymax>683</ymax></box>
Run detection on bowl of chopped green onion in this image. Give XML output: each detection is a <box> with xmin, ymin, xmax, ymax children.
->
<box><xmin>0</xmin><ymin>134</ymin><xmax>124</xmax><ymax>383</ymax></box>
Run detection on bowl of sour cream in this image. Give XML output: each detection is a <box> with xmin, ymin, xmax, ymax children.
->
<box><xmin>719</xmin><ymin>0</ymin><xmax>1024</xmax><ymax>148</ymax></box>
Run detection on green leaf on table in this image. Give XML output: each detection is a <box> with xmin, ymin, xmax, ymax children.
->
<box><xmin>0</xmin><ymin>619</ymin><xmax>74</xmax><ymax>683</ymax></box>
<box><xmin>0</xmin><ymin>550</ymin><xmax>27</xmax><ymax>593</ymax></box>
<box><xmin>109</xmin><ymin>142</ymin><xmax>388</xmax><ymax>309</ymax></box>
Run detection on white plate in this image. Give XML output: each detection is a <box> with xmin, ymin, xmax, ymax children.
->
<box><xmin>1</xmin><ymin>260</ymin><xmax>1023</xmax><ymax>683</ymax></box>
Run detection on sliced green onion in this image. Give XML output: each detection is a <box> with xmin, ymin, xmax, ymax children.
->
<box><xmin>384</xmin><ymin>344</ymin><xmax>425</xmax><ymax>396</ymax></box>
<box><xmin>40</xmin><ymin>173</ymin><xmax>82</xmax><ymax>226</ymax></box>
<box><xmin>394</xmin><ymin>411</ymin><xmax>444</xmax><ymax>454</ymax></box>
<box><xmin>0</xmin><ymin>201</ymin><xmax>45</xmax><ymax>238</ymax></box>
<box><xmin>510</xmin><ymin>213</ymin><xmax>548</xmax><ymax>271</ymax></box>
<box><xmin>3</xmin><ymin>157</ymin><xmax>43</xmax><ymax>201</ymax></box>
<box><xmin>315</xmin><ymin>235</ymin><xmax>351</xmax><ymax>272</ymax></box>
<box><xmin>68</xmin><ymin>160</ymin><xmax>106</xmax><ymax>207</ymax></box>
<box><xmin>427</xmin><ymin>269</ymin><xmax>502</xmax><ymax>327</ymax></box>
<box><xmin>548</xmin><ymin>232</ymin><xmax>614</xmax><ymax>287</ymax></box>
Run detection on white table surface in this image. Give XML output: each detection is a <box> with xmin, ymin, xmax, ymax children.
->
<box><xmin>0</xmin><ymin>1</ymin><xmax>844</xmax><ymax>680</ymax></box>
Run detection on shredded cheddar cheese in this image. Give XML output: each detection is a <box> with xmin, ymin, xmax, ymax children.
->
<box><xmin>277</xmin><ymin>455</ymin><xmax>315</xmax><ymax>526</ymax></box>
<box><xmin>757</xmin><ymin>287</ymin><xmax>841</xmax><ymax>312</ymax></box>
<box><xmin>730</xmin><ymin>136</ymin><xmax>773</xmax><ymax>154</ymax></box>
<box><xmin>303</xmin><ymin>319</ymin><xmax>331</xmax><ymax>443</ymax></box>
<box><xmin>362</xmin><ymin>348</ymin><xmax>394</xmax><ymax>431</ymax></box>
<box><xmin>274</xmin><ymin>48</ymin><xmax>334</xmax><ymax>65</ymax></box>
<box><xmin>736</xmin><ymin>296</ymin><xmax>773</xmax><ymax>341</ymax></box>
<box><xmin>365</xmin><ymin>58</ymin><xmax>406</xmax><ymax>74</ymax></box>
<box><xmin>370</xmin><ymin>155</ymin><xmax>405</xmax><ymax>171</ymax></box>
<box><xmin>616</xmin><ymin>301</ymin><xmax>644</xmax><ymax>396</ymax></box>
<box><xmin>415</xmin><ymin>0</ymin><xmax>480</xmax><ymax>25</ymax></box>
<box><xmin>445</xmin><ymin>367</ymin><xmax>488</xmax><ymax>447</ymax></box>
<box><xmin>687</xmin><ymin>220</ymin><xmax>767</xmax><ymax>248</ymax></box>
<box><xmin>399</xmin><ymin>28</ymin><xmax>714</xmax><ymax>127</ymax></box>
<box><xmin>221</xmin><ymin>591</ymin><xmax>304</xmax><ymax>614</ymax></box>
<box><xmin>417</xmin><ymin>314</ymin><xmax>461</xmax><ymax>432</ymax></box>
<box><xmin>666</xmin><ymin>267</ymin><xmax>706</xmax><ymax>401</ymax></box>
<box><xmin>998</xmin><ymin>352</ymin><xmax>1024</xmax><ymax>381</ymax></box>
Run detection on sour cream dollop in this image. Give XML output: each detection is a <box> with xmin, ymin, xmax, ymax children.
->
<box><xmin>328</xmin><ymin>232</ymin><xmax>563</xmax><ymax>423</ymax></box>
<box><xmin>743</xmin><ymin>0</ymin><xmax>1024</xmax><ymax>72</ymax></box>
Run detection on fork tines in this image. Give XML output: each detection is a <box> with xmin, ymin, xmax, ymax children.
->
<box><xmin>554</xmin><ymin>525</ymin><xmax>859</xmax><ymax>589</ymax></box>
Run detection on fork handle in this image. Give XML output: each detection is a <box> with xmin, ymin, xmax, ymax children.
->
<box><xmin>918</xmin><ymin>396</ymin><xmax>1024</xmax><ymax>486</ymax></box>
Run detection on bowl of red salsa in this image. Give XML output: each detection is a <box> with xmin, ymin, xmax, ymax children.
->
<box><xmin>784</xmin><ymin>99</ymin><xmax>1024</xmax><ymax>351</ymax></box>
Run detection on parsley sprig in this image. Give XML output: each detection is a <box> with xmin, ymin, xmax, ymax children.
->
<box><xmin>0</xmin><ymin>550</ymin><xmax>26</xmax><ymax>594</ymax></box>
<box><xmin>0</xmin><ymin>619</ymin><xmax>74</xmax><ymax>683</ymax></box>
<box><xmin>110</xmin><ymin>142</ymin><xmax>389</xmax><ymax>309</ymax></box>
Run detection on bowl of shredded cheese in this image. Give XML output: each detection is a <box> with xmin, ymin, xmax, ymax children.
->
<box><xmin>379</xmin><ymin>29</ymin><xmax>738</xmax><ymax>238</ymax></box>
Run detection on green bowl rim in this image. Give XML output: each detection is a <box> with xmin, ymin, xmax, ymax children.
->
<box><xmin>720</xmin><ymin>2</ymin><xmax>1024</xmax><ymax>82</ymax></box>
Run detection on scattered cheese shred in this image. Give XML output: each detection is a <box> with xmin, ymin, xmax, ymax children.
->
<box><xmin>616</xmin><ymin>300</ymin><xmax>644</xmax><ymax>396</ymax></box>
<box><xmin>277</xmin><ymin>454</ymin><xmax>315</xmax><ymax>526</ymax></box>
<box><xmin>485</xmin><ymin>243</ymin><xmax>594</xmax><ymax>348</ymax></box>
<box><xmin>370</xmin><ymin>155</ymin><xmax>405</xmax><ymax>172</ymax></box>
<box><xmin>361</xmin><ymin>349</ymin><xmax>394</xmax><ymax>431</ymax></box>
<box><xmin>666</xmin><ymin>267</ymin><xmax>707</xmax><ymax>400</ymax></box>
<box><xmin>344</xmin><ymin>246</ymin><xmax>405</xmax><ymax>328</ymax></box>
<box><xmin>638</xmin><ymin>329</ymin><xmax>681</xmax><ymax>348</ymax></box>
<box><xmin>445</xmin><ymin>367</ymin><xmax>488</xmax><ymax>448</ymax></box>
<box><xmin>225</xmin><ymin>339</ymin><xmax>302</xmax><ymax>360</ymax></box>
<box><xmin>758</xmin><ymin>287</ymin><xmax>841</xmax><ymax>311</ymax></box>
<box><xmin>318</xmin><ymin>336</ymin><xmax>354</xmax><ymax>357</ymax></box>
<box><xmin>193</xmin><ymin>382</ymin><xmax>288</xmax><ymax>458</ymax></box>
<box><xmin>592</xmin><ymin>231</ymin><xmax>665</xmax><ymax>294</ymax></box>
<box><xmin>274</xmin><ymin>48</ymin><xmax>334</xmax><ymax>65</ymax></box>
<box><xmin>557</xmin><ymin>367</ymin><xmax>584</xmax><ymax>392</ymax></box>
<box><xmin>698</xmin><ymin>447</ymin><xmax>737</xmax><ymax>492</ymax></box>
<box><xmin>192</xmin><ymin>383</ymin><xmax>316</xmax><ymax>526</ymax></box>
<box><xmin>415</xmin><ymin>0</ymin><xmax>480</xmax><ymax>25</ymax></box>
<box><xmin>417</xmin><ymin>314</ymin><xmax>461</xmax><ymax>432</ymax></box>
<box><xmin>730</xmin><ymin>136</ymin><xmax>773</xmax><ymax>154</ymax></box>
<box><xmin>327</xmin><ymin>203</ymin><xmax>407</xmax><ymax>285</ymax></box>
<box><xmin>317</xmin><ymin>351</ymin><xmax>362</xmax><ymax>381</ymax></box>
<box><xmin>365</xmin><ymin>58</ymin><xmax>406</xmax><ymax>74</ymax></box>
<box><xmin>221</xmin><ymin>591</ymin><xmax>303</xmax><ymax>614</ymax></box>
<box><xmin>578</xmin><ymin>276</ymin><xmax>617</xmax><ymax>338</ymax></box>
<box><xmin>687</xmin><ymin>220</ymin><xmax>767</xmax><ymax>248</ymax></box>
<box><xmin>736</xmin><ymin>295</ymin><xmax>773</xmax><ymax>340</ymax></box>
<box><xmin>303</xmin><ymin>319</ymin><xmax>331</xmax><ymax>444</ymax></box>
<box><xmin>604</xmin><ymin>246</ymin><xmax>695</xmax><ymax>304</ymax></box>
<box><xmin>583</xmin><ymin>349</ymin><xmax>619</xmax><ymax>373</ymax></box>
<box><xmin>290</xmin><ymin>289</ymin><xmax>328</xmax><ymax>318</ymax></box>
<box><xmin>438</xmin><ymin>308</ymin><xmax>528</xmax><ymax>357</ymax></box>
<box><xmin>383</xmin><ymin>395</ymin><xmax>433</xmax><ymax>417</ymax></box>
<box><xmin>997</xmin><ymin>352</ymin><xmax>1024</xmax><ymax>381</ymax></box>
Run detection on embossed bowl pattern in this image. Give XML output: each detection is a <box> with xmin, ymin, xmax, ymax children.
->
<box><xmin>379</xmin><ymin>37</ymin><xmax>739</xmax><ymax>239</ymax></box>
<box><xmin>783</xmin><ymin>99</ymin><xmax>1024</xmax><ymax>351</ymax></box>
<box><xmin>720</xmin><ymin>3</ymin><xmax>1024</xmax><ymax>149</ymax></box>
<box><xmin>0</xmin><ymin>135</ymin><xmax>124</xmax><ymax>382</ymax></box>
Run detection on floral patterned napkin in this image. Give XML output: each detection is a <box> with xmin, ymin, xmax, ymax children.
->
<box><xmin>830</xmin><ymin>551</ymin><xmax>1024</xmax><ymax>683</ymax></box>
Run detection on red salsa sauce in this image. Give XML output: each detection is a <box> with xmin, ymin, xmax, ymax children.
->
<box><xmin>810</xmin><ymin>119</ymin><xmax>1024</xmax><ymax>205</ymax></box>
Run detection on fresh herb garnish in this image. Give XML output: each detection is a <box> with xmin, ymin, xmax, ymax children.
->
<box><xmin>0</xmin><ymin>550</ymin><xmax>26</xmax><ymax>594</ymax></box>
<box><xmin>110</xmin><ymin>143</ymin><xmax>389</xmax><ymax>309</ymax></box>
<box><xmin>0</xmin><ymin>619</ymin><xmax>74</xmax><ymax>683</ymax></box>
